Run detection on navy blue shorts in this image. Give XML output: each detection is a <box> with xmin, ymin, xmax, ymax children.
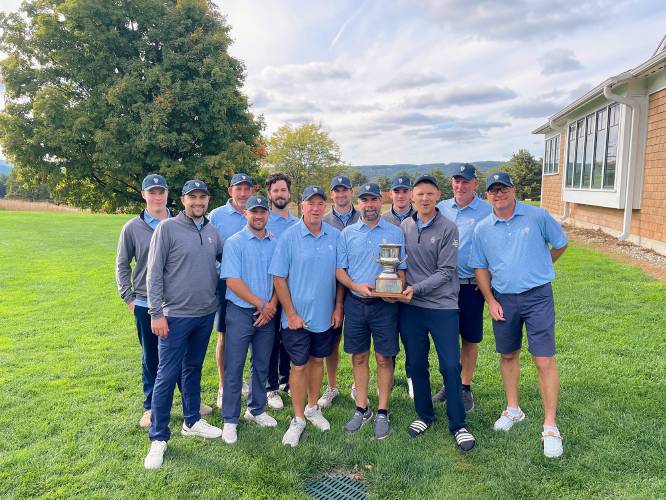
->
<box><xmin>282</xmin><ymin>327</ymin><xmax>335</xmax><ymax>366</ymax></box>
<box><xmin>492</xmin><ymin>283</ymin><xmax>556</xmax><ymax>357</ymax></box>
<box><xmin>214</xmin><ymin>278</ymin><xmax>227</xmax><ymax>332</ymax></box>
<box><xmin>458</xmin><ymin>284</ymin><xmax>485</xmax><ymax>344</ymax></box>
<box><xmin>343</xmin><ymin>295</ymin><xmax>399</xmax><ymax>356</ymax></box>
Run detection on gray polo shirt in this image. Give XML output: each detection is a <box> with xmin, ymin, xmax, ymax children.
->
<box><xmin>322</xmin><ymin>206</ymin><xmax>360</xmax><ymax>231</ymax></box>
<box><xmin>400</xmin><ymin>210</ymin><xmax>459</xmax><ymax>309</ymax></box>
<box><xmin>147</xmin><ymin>211</ymin><xmax>224</xmax><ymax>319</ymax></box>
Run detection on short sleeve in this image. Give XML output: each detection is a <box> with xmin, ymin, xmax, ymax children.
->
<box><xmin>220</xmin><ymin>238</ymin><xmax>242</xmax><ymax>279</ymax></box>
<box><xmin>468</xmin><ymin>225</ymin><xmax>489</xmax><ymax>269</ymax></box>
<box><xmin>336</xmin><ymin>231</ymin><xmax>349</xmax><ymax>269</ymax></box>
<box><xmin>541</xmin><ymin>209</ymin><xmax>568</xmax><ymax>249</ymax></box>
<box><xmin>269</xmin><ymin>235</ymin><xmax>290</xmax><ymax>278</ymax></box>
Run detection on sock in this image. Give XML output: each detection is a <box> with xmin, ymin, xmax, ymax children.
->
<box><xmin>295</xmin><ymin>416</ymin><xmax>305</xmax><ymax>424</ymax></box>
<box><xmin>378</xmin><ymin>409</ymin><xmax>388</xmax><ymax>416</ymax></box>
<box><xmin>543</xmin><ymin>424</ymin><xmax>559</xmax><ymax>434</ymax></box>
<box><xmin>462</xmin><ymin>384</ymin><xmax>471</xmax><ymax>392</ymax></box>
<box><xmin>306</xmin><ymin>404</ymin><xmax>317</xmax><ymax>411</ymax></box>
<box><xmin>356</xmin><ymin>406</ymin><xmax>368</xmax><ymax>414</ymax></box>
<box><xmin>507</xmin><ymin>406</ymin><xmax>522</xmax><ymax>417</ymax></box>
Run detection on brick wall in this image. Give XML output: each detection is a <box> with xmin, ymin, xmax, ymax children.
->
<box><xmin>540</xmin><ymin>131</ymin><xmax>564</xmax><ymax>218</ymax></box>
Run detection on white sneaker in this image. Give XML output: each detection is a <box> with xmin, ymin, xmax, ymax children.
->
<box><xmin>282</xmin><ymin>417</ymin><xmax>306</xmax><ymax>447</ymax></box>
<box><xmin>317</xmin><ymin>386</ymin><xmax>340</xmax><ymax>408</ymax></box>
<box><xmin>181</xmin><ymin>418</ymin><xmax>223</xmax><ymax>439</ymax></box>
<box><xmin>139</xmin><ymin>410</ymin><xmax>151</xmax><ymax>429</ymax></box>
<box><xmin>241</xmin><ymin>381</ymin><xmax>250</xmax><ymax>398</ymax></box>
<box><xmin>267</xmin><ymin>390</ymin><xmax>284</xmax><ymax>410</ymax></box>
<box><xmin>144</xmin><ymin>440</ymin><xmax>167</xmax><ymax>469</ymax></box>
<box><xmin>542</xmin><ymin>429</ymin><xmax>564</xmax><ymax>458</ymax></box>
<box><xmin>222</xmin><ymin>423</ymin><xmax>237</xmax><ymax>444</ymax></box>
<box><xmin>493</xmin><ymin>409</ymin><xmax>526</xmax><ymax>432</ymax></box>
<box><xmin>407</xmin><ymin>378</ymin><xmax>414</xmax><ymax>400</ymax></box>
<box><xmin>304</xmin><ymin>404</ymin><xmax>330</xmax><ymax>431</ymax></box>
<box><xmin>216</xmin><ymin>388</ymin><xmax>223</xmax><ymax>409</ymax></box>
<box><xmin>244</xmin><ymin>409</ymin><xmax>278</xmax><ymax>427</ymax></box>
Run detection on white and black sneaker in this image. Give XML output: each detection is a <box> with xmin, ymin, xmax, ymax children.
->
<box><xmin>454</xmin><ymin>427</ymin><xmax>476</xmax><ymax>452</ymax></box>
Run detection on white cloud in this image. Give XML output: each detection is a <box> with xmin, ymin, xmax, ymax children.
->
<box><xmin>539</xmin><ymin>48</ymin><xmax>583</xmax><ymax>75</ymax></box>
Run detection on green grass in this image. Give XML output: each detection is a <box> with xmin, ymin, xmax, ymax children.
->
<box><xmin>1</xmin><ymin>210</ymin><xmax>665</xmax><ymax>499</ymax></box>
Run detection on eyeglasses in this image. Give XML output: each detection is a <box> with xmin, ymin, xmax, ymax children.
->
<box><xmin>487</xmin><ymin>186</ymin><xmax>512</xmax><ymax>195</ymax></box>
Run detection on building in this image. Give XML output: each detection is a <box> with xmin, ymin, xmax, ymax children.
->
<box><xmin>534</xmin><ymin>35</ymin><xmax>666</xmax><ymax>256</ymax></box>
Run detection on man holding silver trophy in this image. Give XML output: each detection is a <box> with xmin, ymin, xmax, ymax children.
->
<box><xmin>335</xmin><ymin>183</ymin><xmax>406</xmax><ymax>440</ymax></box>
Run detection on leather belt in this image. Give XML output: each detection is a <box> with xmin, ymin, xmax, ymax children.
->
<box><xmin>350</xmin><ymin>294</ymin><xmax>381</xmax><ymax>305</ymax></box>
<box><xmin>459</xmin><ymin>277</ymin><xmax>476</xmax><ymax>285</ymax></box>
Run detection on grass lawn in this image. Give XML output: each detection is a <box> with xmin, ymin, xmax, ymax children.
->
<box><xmin>1</xmin><ymin>210</ymin><xmax>665</xmax><ymax>499</ymax></box>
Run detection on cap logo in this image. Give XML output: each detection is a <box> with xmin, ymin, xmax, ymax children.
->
<box><xmin>153</xmin><ymin>177</ymin><xmax>158</xmax><ymax>184</ymax></box>
<box><xmin>399</xmin><ymin>178</ymin><xmax>403</xmax><ymax>183</ymax></box>
<box><xmin>494</xmin><ymin>175</ymin><xmax>499</xmax><ymax>180</ymax></box>
<box><xmin>242</xmin><ymin>175</ymin><xmax>246</xmax><ymax>180</ymax></box>
<box><xmin>365</xmin><ymin>185</ymin><xmax>370</xmax><ymax>190</ymax></box>
<box><xmin>258</xmin><ymin>197</ymin><xmax>263</xmax><ymax>203</ymax></box>
<box><xmin>195</xmin><ymin>181</ymin><xmax>200</xmax><ymax>187</ymax></box>
<box><xmin>460</xmin><ymin>166</ymin><xmax>465</xmax><ymax>172</ymax></box>
<box><xmin>313</xmin><ymin>187</ymin><xmax>318</xmax><ymax>192</ymax></box>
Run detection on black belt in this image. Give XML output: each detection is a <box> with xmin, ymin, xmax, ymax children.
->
<box><xmin>350</xmin><ymin>294</ymin><xmax>381</xmax><ymax>305</ymax></box>
<box><xmin>459</xmin><ymin>277</ymin><xmax>476</xmax><ymax>285</ymax></box>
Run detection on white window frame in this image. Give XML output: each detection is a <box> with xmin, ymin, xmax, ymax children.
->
<box><xmin>543</xmin><ymin>134</ymin><xmax>560</xmax><ymax>175</ymax></box>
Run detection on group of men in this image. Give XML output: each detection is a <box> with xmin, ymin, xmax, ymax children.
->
<box><xmin>116</xmin><ymin>163</ymin><xmax>568</xmax><ymax>470</ymax></box>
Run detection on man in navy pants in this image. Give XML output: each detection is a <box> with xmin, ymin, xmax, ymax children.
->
<box><xmin>399</xmin><ymin>175</ymin><xmax>476</xmax><ymax>452</ymax></box>
<box><xmin>143</xmin><ymin>180</ymin><xmax>225</xmax><ymax>469</ymax></box>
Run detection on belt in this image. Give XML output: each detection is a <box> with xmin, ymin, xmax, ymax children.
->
<box><xmin>459</xmin><ymin>277</ymin><xmax>476</xmax><ymax>285</ymax></box>
<box><xmin>350</xmin><ymin>293</ymin><xmax>381</xmax><ymax>305</ymax></box>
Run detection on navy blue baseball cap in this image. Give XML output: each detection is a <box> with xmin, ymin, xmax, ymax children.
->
<box><xmin>358</xmin><ymin>183</ymin><xmax>382</xmax><ymax>198</ymax></box>
<box><xmin>486</xmin><ymin>172</ymin><xmax>514</xmax><ymax>190</ymax></box>
<box><xmin>302</xmin><ymin>185</ymin><xmax>326</xmax><ymax>201</ymax></box>
<box><xmin>330</xmin><ymin>175</ymin><xmax>353</xmax><ymax>190</ymax></box>
<box><xmin>142</xmin><ymin>174</ymin><xmax>168</xmax><ymax>191</ymax></box>
<box><xmin>230</xmin><ymin>173</ymin><xmax>254</xmax><ymax>186</ymax></box>
<box><xmin>413</xmin><ymin>174</ymin><xmax>439</xmax><ymax>190</ymax></box>
<box><xmin>246</xmin><ymin>195</ymin><xmax>269</xmax><ymax>211</ymax></box>
<box><xmin>391</xmin><ymin>175</ymin><xmax>412</xmax><ymax>190</ymax></box>
<box><xmin>453</xmin><ymin>164</ymin><xmax>478</xmax><ymax>181</ymax></box>
<box><xmin>182</xmin><ymin>179</ymin><xmax>210</xmax><ymax>195</ymax></box>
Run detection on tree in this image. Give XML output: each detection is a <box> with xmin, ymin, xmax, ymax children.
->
<box><xmin>504</xmin><ymin>150</ymin><xmax>542</xmax><ymax>200</ymax></box>
<box><xmin>5</xmin><ymin>167</ymin><xmax>50</xmax><ymax>201</ymax></box>
<box><xmin>265</xmin><ymin>123</ymin><xmax>346</xmax><ymax>203</ymax></box>
<box><xmin>375</xmin><ymin>175</ymin><xmax>392</xmax><ymax>191</ymax></box>
<box><xmin>0</xmin><ymin>0</ymin><xmax>261</xmax><ymax>212</ymax></box>
<box><xmin>427</xmin><ymin>168</ymin><xmax>453</xmax><ymax>200</ymax></box>
<box><xmin>348</xmin><ymin>168</ymin><xmax>368</xmax><ymax>188</ymax></box>
<box><xmin>0</xmin><ymin>173</ymin><xmax>6</xmax><ymax>198</ymax></box>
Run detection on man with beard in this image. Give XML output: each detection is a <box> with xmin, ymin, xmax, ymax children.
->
<box><xmin>144</xmin><ymin>180</ymin><xmax>224</xmax><ymax>469</ymax></box>
<box><xmin>319</xmin><ymin>175</ymin><xmax>359</xmax><ymax>408</ymax></box>
<box><xmin>264</xmin><ymin>173</ymin><xmax>299</xmax><ymax>410</ymax></box>
<box><xmin>209</xmin><ymin>173</ymin><xmax>256</xmax><ymax>410</ymax></box>
<box><xmin>336</xmin><ymin>183</ymin><xmax>406</xmax><ymax>440</ymax></box>
<box><xmin>220</xmin><ymin>195</ymin><xmax>280</xmax><ymax>444</ymax></box>
<box><xmin>399</xmin><ymin>175</ymin><xmax>476</xmax><ymax>452</ymax></box>
<box><xmin>270</xmin><ymin>186</ymin><xmax>344</xmax><ymax>447</ymax></box>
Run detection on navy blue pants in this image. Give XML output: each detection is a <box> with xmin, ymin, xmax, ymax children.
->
<box><xmin>134</xmin><ymin>305</ymin><xmax>181</xmax><ymax>410</ymax></box>
<box><xmin>399</xmin><ymin>304</ymin><xmax>466</xmax><ymax>433</ymax></box>
<box><xmin>223</xmin><ymin>302</ymin><xmax>276</xmax><ymax>424</ymax></box>
<box><xmin>266</xmin><ymin>305</ymin><xmax>291</xmax><ymax>391</ymax></box>
<box><xmin>149</xmin><ymin>313</ymin><xmax>215</xmax><ymax>442</ymax></box>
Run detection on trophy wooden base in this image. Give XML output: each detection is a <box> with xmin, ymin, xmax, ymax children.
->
<box><xmin>368</xmin><ymin>291</ymin><xmax>405</xmax><ymax>299</ymax></box>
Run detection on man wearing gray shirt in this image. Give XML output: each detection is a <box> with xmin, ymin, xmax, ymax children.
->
<box><xmin>399</xmin><ymin>175</ymin><xmax>476</xmax><ymax>452</ymax></box>
<box><xmin>143</xmin><ymin>180</ymin><xmax>225</xmax><ymax>469</ymax></box>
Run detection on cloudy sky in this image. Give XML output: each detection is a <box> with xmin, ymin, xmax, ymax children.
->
<box><xmin>2</xmin><ymin>0</ymin><xmax>666</xmax><ymax>165</ymax></box>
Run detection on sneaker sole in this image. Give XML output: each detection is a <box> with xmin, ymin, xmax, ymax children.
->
<box><xmin>181</xmin><ymin>429</ymin><xmax>222</xmax><ymax>439</ymax></box>
<box><xmin>343</xmin><ymin>415</ymin><xmax>374</xmax><ymax>433</ymax></box>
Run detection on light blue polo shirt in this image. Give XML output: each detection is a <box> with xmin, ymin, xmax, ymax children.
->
<box><xmin>267</xmin><ymin>210</ymin><xmax>299</xmax><ymax>239</ymax></box>
<box><xmin>337</xmin><ymin>218</ymin><xmax>406</xmax><ymax>297</ymax></box>
<box><xmin>209</xmin><ymin>200</ymin><xmax>247</xmax><ymax>240</ymax></box>
<box><xmin>220</xmin><ymin>226</ymin><xmax>276</xmax><ymax>309</ymax></box>
<box><xmin>135</xmin><ymin>210</ymin><xmax>164</xmax><ymax>308</ymax></box>
<box><xmin>416</xmin><ymin>215</ymin><xmax>435</xmax><ymax>231</ymax></box>
<box><xmin>333</xmin><ymin>207</ymin><xmax>353</xmax><ymax>226</ymax></box>
<box><xmin>438</xmin><ymin>196</ymin><xmax>493</xmax><ymax>279</ymax></box>
<box><xmin>269</xmin><ymin>220</ymin><xmax>340</xmax><ymax>333</ymax></box>
<box><xmin>469</xmin><ymin>202</ymin><xmax>568</xmax><ymax>294</ymax></box>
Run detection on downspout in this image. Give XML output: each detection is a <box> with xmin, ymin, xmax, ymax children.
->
<box><xmin>549</xmin><ymin>117</ymin><xmax>570</xmax><ymax>222</ymax></box>
<box><xmin>603</xmin><ymin>75</ymin><xmax>642</xmax><ymax>241</ymax></box>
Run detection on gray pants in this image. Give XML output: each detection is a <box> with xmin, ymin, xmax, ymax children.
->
<box><xmin>222</xmin><ymin>302</ymin><xmax>276</xmax><ymax>424</ymax></box>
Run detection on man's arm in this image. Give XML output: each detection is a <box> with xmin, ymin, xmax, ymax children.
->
<box><xmin>474</xmin><ymin>268</ymin><xmax>504</xmax><ymax>321</ymax></box>
<box><xmin>115</xmin><ymin>224</ymin><xmax>136</xmax><ymax>309</ymax></box>
<box><xmin>147</xmin><ymin>224</ymin><xmax>170</xmax><ymax>337</ymax></box>
<box><xmin>332</xmin><ymin>282</ymin><xmax>345</xmax><ymax>328</ymax></box>
<box><xmin>551</xmin><ymin>243</ymin><xmax>567</xmax><ymax>263</ymax></box>
<box><xmin>335</xmin><ymin>268</ymin><xmax>373</xmax><ymax>297</ymax></box>
<box><xmin>273</xmin><ymin>276</ymin><xmax>304</xmax><ymax>330</ymax></box>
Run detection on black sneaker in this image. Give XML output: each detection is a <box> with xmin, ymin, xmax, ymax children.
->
<box><xmin>432</xmin><ymin>386</ymin><xmax>446</xmax><ymax>403</ymax></box>
<box><xmin>463</xmin><ymin>389</ymin><xmax>474</xmax><ymax>412</ymax></box>
<box><xmin>454</xmin><ymin>427</ymin><xmax>476</xmax><ymax>452</ymax></box>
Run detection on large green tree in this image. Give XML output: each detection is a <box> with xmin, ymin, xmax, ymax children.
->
<box><xmin>265</xmin><ymin>123</ymin><xmax>346</xmax><ymax>203</ymax></box>
<box><xmin>0</xmin><ymin>0</ymin><xmax>261</xmax><ymax>211</ymax></box>
<box><xmin>504</xmin><ymin>149</ymin><xmax>542</xmax><ymax>200</ymax></box>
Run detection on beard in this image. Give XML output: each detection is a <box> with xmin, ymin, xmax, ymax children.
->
<box><xmin>271</xmin><ymin>197</ymin><xmax>290</xmax><ymax>210</ymax></box>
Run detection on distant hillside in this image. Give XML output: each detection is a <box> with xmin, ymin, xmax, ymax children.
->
<box><xmin>351</xmin><ymin>161</ymin><xmax>504</xmax><ymax>179</ymax></box>
<box><xmin>0</xmin><ymin>159</ymin><xmax>12</xmax><ymax>175</ymax></box>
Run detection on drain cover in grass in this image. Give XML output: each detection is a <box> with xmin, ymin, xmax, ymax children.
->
<box><xmin>305</xmin><ymin>473</ymin><xmax>367</xmax><ymax>499</ymax></box>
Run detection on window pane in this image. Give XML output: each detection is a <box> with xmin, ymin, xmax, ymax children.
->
<box><xmin>592</xmin><ymin>109</ymin><xmax>606</xmax><ymax>189</ymax></box>
<box><xmin>605</xmin><ymin>105</ymin><xmax>619</xmax><ymax>189</ymax></box>
<box><xmin>554</xmin><ymin>136</ymin><xmax>560</xmax><ymax>173</ymax></box>
<box><xmin>545</xmin><ymin>140</ymin><xmax>551</xmax><ymax>174</ymax></box>
<box><xmin>574</xmin><ymin>119</ymin><xmax>585</xmax><ymax>187</ymax></box>
<box><xmin>566</xmin><ymin>124</ymin><xmax>576</xmax><ymax>186</ymax></box>
<box><xmin>582</xmin><ymin>114</ymin><xmax>595</xmax><ymax>187</ymax></box>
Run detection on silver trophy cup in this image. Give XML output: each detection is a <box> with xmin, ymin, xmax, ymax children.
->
<box><xmin>374</xmin><ymin>243</ymin><xmax>404</xmax><ymax>294</ymax></box>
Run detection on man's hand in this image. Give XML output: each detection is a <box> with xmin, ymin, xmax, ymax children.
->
<box><xmin>331</xmin><ymin>303</ymin><xmax>344</xmax><ymax>329</ymax></box>
<box><xmin>353</xmin><ymin>283</ymin><xmax>374</xmax><ymax>297</ymax></box>
<box><xmin>151</xmin><ymin>317</ymin><xmax>169</xmax><ymax>338</ymax></box>
<box><xmin>262</xmin><ymin>301</ymin><xmax>277</xmax><ymax>319</ymax></box>
<box><xmin>487</xmin><ymin>299</ymin><xmax>505</xmax><ymax>321</ymax></box>
<box><xmin>400</xmin><ymin>286</ymin><xmax>414</xmax><ymax>303</ymax></box>
<box><xmin>128</xmin><ymin>300</ymin><xmax>136</xmax><ymax>313</ymax></box>
<box><xmin>286</xmin><ymin>312</ymin><xmax>305</xmax><ymax>330</ymax></box>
